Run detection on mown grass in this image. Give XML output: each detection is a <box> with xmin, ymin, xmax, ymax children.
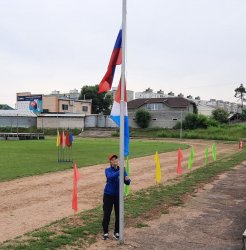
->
<box><xmin>130</xmin><ymin>124</ymin><xmax>246</xmax><ymax>141</ymax></box>
<box><xmin>0</xmin><ymin>137</ymin><xmax>188</xmax><ymax>182</ymax></box>
<box><xmin>1</xmin><ymin>148</ymin><xmax>245</xmax><ymax>250</ymax></box>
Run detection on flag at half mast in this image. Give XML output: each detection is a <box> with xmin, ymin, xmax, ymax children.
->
<box><xmin>110</xmin><ymin>78</ymin><xmax>129</xmax><ymax>156</ymax></box>
<box><xmin>98</xmin><ymin>29</ymin><xmax>122</xmax><ymax>93</ymax></box>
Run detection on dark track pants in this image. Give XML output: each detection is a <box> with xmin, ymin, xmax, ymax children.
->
<box><xmin>102</xmin><ymin>193</ymin><xmax>119</xmax><ymax>234</ymax></box>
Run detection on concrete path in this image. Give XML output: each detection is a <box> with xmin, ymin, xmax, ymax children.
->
<box><xmin>89</xmin><ymin>162</ymin><xmax>246</xmax><ymax>250</ymax></box>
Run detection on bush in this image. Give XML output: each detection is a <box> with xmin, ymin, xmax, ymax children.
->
<box><xmin>0</xmin><ymin>127</ymin><xmax>82</xmax><ymax>136</ymax></box>
<box><xmin>174</xmin><ymin>113</ymin><xmax>219</xmax><ymax>130</ymax></box>
<box><xmin>184</xmin><ymin>113</ymin><xmax>208</xmax><ymax>129</ymax></box>
<box><xmin>135</xmin><ymin>109</ymin><xmax>151</xmax><ymax>129</ymax></box>
<box><xmin>206</xmin><ymin>117</ymin><xmax>219</xmax><ymax>127</ymax></box>
<box><xmin>212</xmin><ymin>108</ymin><xmax>229</xmax><ymax>123</ymax></box>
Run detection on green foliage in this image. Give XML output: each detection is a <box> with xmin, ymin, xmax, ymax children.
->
<box><xmin>135</xmin><ymin>223</ymin><xmax>150</xmax><ymax>228</ymax></box>
<box><xmin>156</xmin><ymin>129</ymin><xmax>180</xmax><ymax>138</ymax></box>
<box><xmin>212</xmin><ymin>108</ymin><xmax>229</xmax><ymax>123</ymax></box>
<box><xmin>206</xmin><ymin>117</ymin><xmax>219</xmax><ymax>127</ymax></box>
<box><xmin>0</xmin><ymin>127</ymin><xmax>81</xmax><ymax>136</ymax></box>
<box><xmin>234</xmin><ymin>83</ymin><xmax>246</xmax><ymax>108</ymax></box>
<box><xmin>135</xmin><ymin>109</ymin><xmax>151</xmax><ymax>128</ymax></box>
<box><xmin>79</xmin><ymin>85</ymin><xmax>113</xmax><ymax>115</ymax></box>
<box><xmin>240</xmin><ymin>109</ymin><xmax>246</xmax><ymax>120</ymax></box>
<box><xmin>174</xmin><ymin>113</ymin><xmax>218</xmax><ymax>129</ymax></box>
<box><xmin>44</xmin><ymin>128</ymin><xmax>81</xmax><ymax>136</ymax></box>
<box><xmin>0</xmin><ymin>126</ymin><xmax>42</xmax><ymax>133</ymax></box>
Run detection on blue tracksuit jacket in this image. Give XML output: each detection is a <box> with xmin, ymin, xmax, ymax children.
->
<box><xmin>104</xmin><ymin>166</ymin><xmax>131</xmax><ymax>196</ymax></box>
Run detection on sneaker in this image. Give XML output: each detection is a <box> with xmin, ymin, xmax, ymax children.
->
<box><xmin>113</xmin><ymin>232</ymin><xmax>119</xmax><ymax>240</ymax></box>
<box><xmin>102</xmin><ymin>233</ymin><xmax>109</xmax><ymax>240</ymax></box>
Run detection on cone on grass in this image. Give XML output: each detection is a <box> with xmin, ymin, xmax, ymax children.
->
<box><xmin>124</xmin><ymin>157</ymin><xmax>130</xmax><ymax>196</ymax></box>
<box><xmin>176</xmin><ymin>148</ymin><xmax>183</xmax><ymax>175</ymax></box>
<box><xmin>72</xmin><ymin>162</ymin><xmax>80</xmax><ymax>212</ymax></box>
<box><xmin>188</xmin><ymin>146</ymin><xmax>194</xmax><ymax>170</ymax></box>
<box><xmin>154</xmin><ymin>151</ymin><xmax>162</xmax><ymax>184</ymax></box>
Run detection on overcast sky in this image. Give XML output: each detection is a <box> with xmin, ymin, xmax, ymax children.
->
<box><xmin>0</xmin><ymin>0</ymin><xmax>246</xmax><ymax>108</ymax></box>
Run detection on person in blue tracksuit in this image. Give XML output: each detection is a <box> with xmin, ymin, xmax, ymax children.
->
<box><xmin>102</xmin><ymin>154</ymin><xmax>131</xmax><ymax>240</ymax></box>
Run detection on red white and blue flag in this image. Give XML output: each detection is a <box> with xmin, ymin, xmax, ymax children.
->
<box><xmin>110</xmin><ymin>78</ymin><xmax>129</xmax><ymax>156</ymax></box>
<box><xmin>98</xmin><ymin>30</ymin><xmax>122</xmax><ymax>93</ymax></box>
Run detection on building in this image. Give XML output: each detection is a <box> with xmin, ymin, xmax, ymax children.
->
<box><xmin>50</xmin><ymin>89</ymin><xmax>80</xmax><ymax>100</ymax></box>
<box><xmin>135</xmin><ymin>89</ymin><xmax>241</xmax><ymax>116</ymax></box>
<box><xmin>0</xmin><ymin>110</ymin><xmax>37</xmax><ymax>128</ymax></box>
<box><xmin>135</xmin><ymin>88</ymin><xmax>166</xmax><ymax>99</ymax></box>
<box><xmin>109</xmin><ymin>87</ymin><xmax>134</xmax><ymax>101</ymax></box>
<box><xmin>14</xmin><ymin>91</ymin><xmax>92</xmax><ymax>129</ymax></box>
<box><xmin>42</xmin><ymin>95</ymin><xmax>91</xmax><ymax>114</ymax></box>
<box><xmin>128</xmin><ymin>97</ymin><xmax>196</xmax><ymax>128</ymax></box>
<box><xmin>205</xmin><ymin>99</ymin><xmax>240</xmax><ymax>113</ymax></box>
<box><xmin>16</xmin><ymin>92</ymin><xmax>92</xmax><ymax>115</ymax></box>
<box><xmin>37</xmin><ymin>113</ymin><xmax>85</xmax><ymax>129</ymax></box>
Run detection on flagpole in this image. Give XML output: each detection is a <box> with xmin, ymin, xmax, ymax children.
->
<box><xmin>119</xmin><ymin>0</ymin><xmax>127</xmax><ymax>244</ymax></box>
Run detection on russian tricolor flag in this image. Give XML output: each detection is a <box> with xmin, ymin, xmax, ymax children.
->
<box><xmin>98</xmin><ymin>30</ymin><xmax>122</xmax><ymax>93</ymax></box>
<box><xmin>110</xmin><ymin>79</ymin><xmax>129</xmax><ymax>156</ymax></box>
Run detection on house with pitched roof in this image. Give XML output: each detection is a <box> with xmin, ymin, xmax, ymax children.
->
<box><xmin>127</xmin><ymin>97</ymin><xmax>196</xmax><ymax>128</ymax></box>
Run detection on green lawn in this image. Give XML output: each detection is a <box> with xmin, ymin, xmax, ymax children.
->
<box><xmin>0</xmin><ymin>137</ymin><xmax>188</xmax><ymax>182</ymax></box>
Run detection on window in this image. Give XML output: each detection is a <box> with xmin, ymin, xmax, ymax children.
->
<box><xmin>146</xmin><ymin>103</ymin><xmax>162</xmax><ymax>110</ymax></box>
<box><xmin>152</xmin><ymin>118</ymin><xmax>157</xmax><ymax>121</ymax></box>
<box><xmin>62</xmin><ymin>104</ymin><xmax>68</xmax><ymax>110</ymax></box>
<box><xmin>82</xmin><ymin>106</ymin><xmax>88</xmax><ymax>112</ymax></box>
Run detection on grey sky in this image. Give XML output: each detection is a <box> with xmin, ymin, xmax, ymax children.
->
<box><xmin>0</xmin><ymin>0</ymin><xmax>245</xmax><ymax>107</ymax></box>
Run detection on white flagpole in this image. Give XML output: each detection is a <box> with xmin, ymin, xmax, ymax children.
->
<box><xmin>119</xmin><ymin>0</ymin><xmax>127</xmax><ymax>244</ymax></box>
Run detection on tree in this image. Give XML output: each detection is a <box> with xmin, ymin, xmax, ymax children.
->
<box><xmin>234</xmin><ymin>83</ymin><xmax>246</xmax><ymax>110</ymax></box>
<box><xmin>79</xmin><ymin>85</ymin><xmax>113</xmax><ymax>115</ymax></box>
<box><xmin>135</xmin><ymin>109</ymin><xmax>151</xmax><ymax>128</ymax></box>
<box><xmin>212</xmin><ymin>108</ymin><xmax>229</xmax><ymax>124</ymax></box>
<box><xmin>241</xmin><ymin>109</ymin><xmax>246</xmax><ymax>120</ymax></box>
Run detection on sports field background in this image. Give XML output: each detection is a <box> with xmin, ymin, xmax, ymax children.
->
<box><xmin>0</xmin><ymin>137</ymin><xmax>188</xmax><ymax>181</ymax></box>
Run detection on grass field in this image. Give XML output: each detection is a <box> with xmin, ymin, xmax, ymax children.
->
<box><xmin>0</xmin><ymin>137</ymin><xmax>188</xmax><ymax>182</ymax></box>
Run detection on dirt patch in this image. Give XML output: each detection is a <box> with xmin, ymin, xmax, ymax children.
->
<box><xmin>0</xmin><ymin>140</ymin><xmax>238</xmax><ymax>243</ymax></box>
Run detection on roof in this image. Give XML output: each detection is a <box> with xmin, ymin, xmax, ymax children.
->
<box><xmin>0</xmin><ymin>104</ymin><xmax>14</xmax><ymax>110</ymax></box>
<box><xmin>128</xmin><ymin>97</ymin><xmax>195</xmax><ymax>109</ymax></box>
<box><xmin>0</xmin><ymin>110</ymin><xmax>37</xmax><ymax>117</ymax></box>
